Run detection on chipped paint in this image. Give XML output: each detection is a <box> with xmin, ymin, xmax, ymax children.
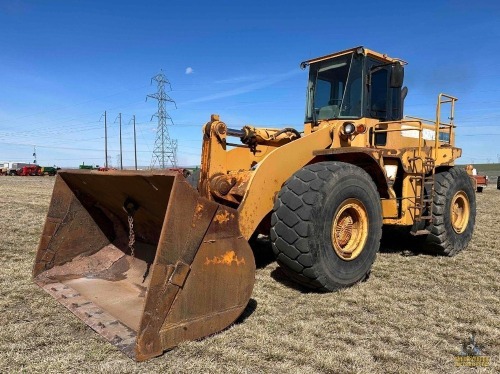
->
<box><xmin>213</xmin><ymin>210</ymin><xmax>234</xmax><ymax>224</ymax></box>
<box><xmin>193</xmin><ymin>203</ymin><xmax>204</xmax><ymax>226</ymax></box>
<box><xmin>204</xmin><ymin>251</ymin><xmax>246</xmax><ymax>266</ymax></box>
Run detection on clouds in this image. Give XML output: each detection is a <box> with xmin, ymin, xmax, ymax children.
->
<box><xmin>182</xmin><ymin>69</ymin><xmax>302</xmax><ymax>105</ymax></box>
<box><xmin>214</xmin><ymin>75</ymin><xmax>263</xmax><ymax>84</ymax></box>
<box><xmin>185</xmin><ymin>67</ymin><xmax>194</xmax><ymax>75</ymax></box>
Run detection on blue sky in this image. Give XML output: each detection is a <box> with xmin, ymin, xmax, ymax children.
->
<box><xmin>1</xmin><ymin>0</ymin><xmax>499</xmax><ymax>167</ymax></box>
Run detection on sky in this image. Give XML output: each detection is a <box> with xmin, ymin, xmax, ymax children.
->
<box><xmin>1</xmin><ymin>0</ymin><xmax>500</xmax><ymax>167</ymax></box>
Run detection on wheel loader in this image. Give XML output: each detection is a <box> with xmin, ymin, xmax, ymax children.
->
<box><xmin>33</xmin><ymin>46</ymin><xmax>476</xmax><ymax>361</ymax></box>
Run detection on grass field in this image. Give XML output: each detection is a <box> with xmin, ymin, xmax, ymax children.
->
<box><xmin>0</xmin><ymin>176</ymin><xmax>498</xmax><ymax>373</ymax></box>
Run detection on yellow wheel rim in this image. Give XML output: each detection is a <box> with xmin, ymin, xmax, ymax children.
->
<box><xmin>451</xmin><ymin>191</ymin><xmax>470</xmax><ymax>234</ymax></box>
<box><xmin>331</xmin><ymin>199</ymin><xmax>368</xmax><ymax>261</ymax></box>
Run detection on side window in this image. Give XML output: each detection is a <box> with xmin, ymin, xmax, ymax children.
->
<box><xmin>315</xmin><ymin>79</ymin><xmax>332</xmax><ymax>108</ymax></box>
<box><xmin>344</xmin><ymin>76</ymin><xmax>362</xmax><ymax>117</ymax></box>
<box><xmin>370</xmin><ymin>69</ymin><xmax>388</xmax><ymax>118</ymax></box>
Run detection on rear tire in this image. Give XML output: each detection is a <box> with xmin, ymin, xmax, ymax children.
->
<box><xmin>425</xmin><ymin>167</ymin><xmax>476</xmax><ymax>256</ymax></box>
<box><xmin>270</xmin><ymin>161</ymin><xmax>382</xmax><ymax>291</ymax></box>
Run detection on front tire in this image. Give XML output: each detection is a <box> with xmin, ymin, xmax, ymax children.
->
<box><xmin>270</xmin><ymin>161</ymin><xmax>382</xmax><ymax>291</ymax></box>
<box><xmin>425</xmin><ymin>167</ymin><xmax>476</xmax><ymax>256</ymax></box>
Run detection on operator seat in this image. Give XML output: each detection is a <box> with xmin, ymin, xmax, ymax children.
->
<box><xmin>318</xmin><ymin>105</ymin><xmax>339</xmax><ymax>120</ymax></box>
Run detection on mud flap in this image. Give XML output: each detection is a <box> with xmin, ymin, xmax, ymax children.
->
<box><xmin>33</xmin><ymin>170</ymin><xmax>255</xmax><ymax>361</ymax></box>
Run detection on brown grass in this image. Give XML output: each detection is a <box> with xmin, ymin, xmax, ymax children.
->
<box><xmin>0</xmin><ymin>176</ymin><xmax>498</xmax><ymax>373</ymax></box>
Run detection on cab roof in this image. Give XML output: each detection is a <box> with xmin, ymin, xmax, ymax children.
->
<box><xmin>300</xmin><ymin>46</ymin><xmax>406</xmax><ymax>69</ymax></box>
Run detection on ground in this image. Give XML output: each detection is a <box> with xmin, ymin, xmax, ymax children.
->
<box><xmin>0</xmin><ymin>176</ymin><xmax>498</xmax><ymax>373</ymax></box>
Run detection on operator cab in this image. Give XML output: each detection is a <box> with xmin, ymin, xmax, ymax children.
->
<box><xmin>301</xmin><ymin>46</ymin><xmax>406</xmax><ymax>123</ymax></box>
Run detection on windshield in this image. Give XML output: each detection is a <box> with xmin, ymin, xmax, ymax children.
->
<box><xmin>305</xmin><ymin>53</ymin><xmax>363</xmax><ymax>121</ymax></box>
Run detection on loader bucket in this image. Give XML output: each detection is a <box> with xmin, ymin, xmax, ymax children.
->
<box><xmin>33</xmin><ymin>169</ymin><xmax>255</xmax><ymax>361</ymax></box>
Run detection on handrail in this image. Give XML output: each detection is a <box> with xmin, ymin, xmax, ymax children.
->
<box><xmin>405</xmin><ymin>115</ymin><xmax>436</xmax><ymax>124</ymax></box>
<box><xmin>373</xmin><ymin>93</ymin><xmax>458</xmax><ymax>161</ymax></box>
<box><xmin>435</xmin><ymin>93</ymin><xmax>458</xmax><ymax>158</ymax></box>
<box><xmin>373</xmin><ymin>94</ymin><xmax>458</xmax><ymax>160</ymax></box>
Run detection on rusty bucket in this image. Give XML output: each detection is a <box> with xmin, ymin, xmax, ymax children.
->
<box><xmin>33</xmin><ymin>170</ymin><xmax>255</xmax><ymax>361</ymax></box>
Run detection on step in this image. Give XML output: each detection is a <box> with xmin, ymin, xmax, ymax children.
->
<box><xmin>419</xmin><ymin>215</ymin><xmax>433</xmax><ymax>220</ymax></box>
<box><xmin>410</xmin><ymin>229</ymin><xmax>430</xmax><ymax>236</ymax></box>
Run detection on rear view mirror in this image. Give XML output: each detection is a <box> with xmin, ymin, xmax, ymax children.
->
<box><xmin>390</xmin><ymin>63</ymin><xmax>404</xmax><ymax>88</ymax></box>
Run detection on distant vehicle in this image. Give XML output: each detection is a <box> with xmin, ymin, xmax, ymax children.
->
<box><xmin>18</xmin><ymin>165</ymin><xmax>42</xmax><ymax>176</ymax></box>
<box><xmin>79</xmin><ymin>163</ymin><xmax>99</xmax><ymax>170</ymax></box>
<box><xmin>465</xmin><ymin>164</ymin><xmax>488</xmax><ymax>193</ymax></box>
<box><xmin>0</xmin><ymin>162</ymin><xmax>8</xmax><ymax>175</ymax></box>
<box><xmin>40</xmin><ymin>166</ymin><xmax>59</xmax><ymax>176</ymax></box>
<box><xmin>2</xmin><ymin>162</ymin><xmax>32</xmax><ymax>176</ymax></box>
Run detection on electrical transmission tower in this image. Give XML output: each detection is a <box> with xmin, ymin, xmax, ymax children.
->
<box><xmin>147</xmin><ymin>71</ymin><xmax>178</xmax><ymax>169</ymax></box>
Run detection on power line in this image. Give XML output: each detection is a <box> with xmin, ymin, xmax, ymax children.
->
<box><xmin>0</xmin><ymin>84</ymin><xmax>151</xmax><ymax>129</ymax></box>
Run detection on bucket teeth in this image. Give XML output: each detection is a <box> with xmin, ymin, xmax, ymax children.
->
<box><xmin>38</xmin><ymin>281</ymin><xmax>138</xmax><ymax>359</ymax></box>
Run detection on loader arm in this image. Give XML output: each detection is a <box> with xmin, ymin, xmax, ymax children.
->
<box><xmin>198</xmin><ymin>114</ymin><xmax>334</xmax><ymax>240</ymax></box>
<box><xmin>237</xmin><ymin>126</ymin><xmax>333</xmax><ymax>239</ymax></box>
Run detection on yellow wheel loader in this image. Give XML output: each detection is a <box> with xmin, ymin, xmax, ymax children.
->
<box><xmin>33</xmin><ymin>46</ymin><xmax>476</xmax><ymax>361</ymax></box>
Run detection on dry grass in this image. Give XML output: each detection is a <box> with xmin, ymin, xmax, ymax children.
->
<box><xmin>0</xmin><ymin>176</ymin><xmax>498</xmax><ymax>373</ymax></box>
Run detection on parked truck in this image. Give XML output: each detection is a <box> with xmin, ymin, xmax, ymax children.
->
<box><xmin>33</xmin><ymin>46</ymin><xmax>476</xmax><ymax>361</ymax></box>
<box><xmin>1</xmin><ymin>162</ymin><xmax>32</xmax><ymax>176</ymax></box>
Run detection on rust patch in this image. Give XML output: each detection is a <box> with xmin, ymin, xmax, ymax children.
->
<box><xmin>133</xmin><ymin>283</ymin><xmax>148</xmax><ymax>298</ymax></box>
<box><xmin>204</xmin><ymin>250</ymin><xmax>245</xmax><ymax>266</ymax></box>
<box><xmin>35</xmin><ymin>245</ymin><xmax>130</xmax><ymax>284</ymax></box>
<box><xmin>213</xmin><ymin>210</ymin><xmax>234</xmax><ymax>224</ymax></box>
<box><xmin>192</xmin><ymin>203</ymin><xmax>204</xmax><ymax>226</ymax></box>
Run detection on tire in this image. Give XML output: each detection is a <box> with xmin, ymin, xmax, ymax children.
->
<box><xmin>425</xmin><ymin>167</ymin><xmax>476</xmax><ymax>256</ymax></box>
<box><xmin>270</xmin><ymin>161</ymin><xmax>382</xmax><ymax>291</ymax></box>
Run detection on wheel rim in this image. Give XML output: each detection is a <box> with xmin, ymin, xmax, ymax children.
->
<box><xmin>331</xmin><ymin>198</ymin><xmax>368</xmax><ymax>261</ymax></box>
<box><xmin>451</xmin><ymin>191</ymin><xmax>470</xmax><ymax>234</ymax></box>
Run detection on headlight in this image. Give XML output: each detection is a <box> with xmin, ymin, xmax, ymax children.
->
<box><xmin>343</xmin><ymin>122</ymin><xmax>356</xmax><ymax>135</ymax></box>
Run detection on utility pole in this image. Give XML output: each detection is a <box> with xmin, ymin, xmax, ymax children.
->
<box><xmin>115</xmin><ymin>113</ymin><xmax>123</xmax><ymax>170</ymax></box>
<box><xmin>100</xmin><ymin>111</ymin><xmax>109</xmax><ymax>168</ymax></box>
<box><xmin>147</xmin><ymin>71</ymin><xmax>177</xmax><ymax>169</ymax></box>
<box><xmin>33</xmin><ymin>146</ymin><xmax>37</xmax><ymax>164</ymax></box>
<box><xmin>133</xmin><ymin>115</ymin><xmax>137</xmax><ymax>170</ymax></box>
<box><xmin>104</xmin><ymin>111</ymin><xmax>108</xmax><ymax>168</ymax></box>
